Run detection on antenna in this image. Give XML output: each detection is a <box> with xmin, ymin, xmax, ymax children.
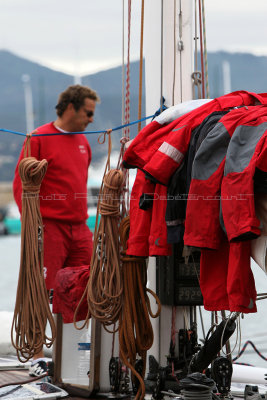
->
<box><xmin>21</xmin><ymin>74</ymin><xmax>34</xmax><ymax>133</ymax></box>
<box><xmin>222</xmin><ymin>60</ymin><xmax>231</xmax><ymax>94</ymax></box>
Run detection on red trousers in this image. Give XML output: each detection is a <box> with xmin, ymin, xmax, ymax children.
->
<box><xmin>43</xmin><ymin>218</ymin><xmax>93</xmax><ymax>289</ymax></box>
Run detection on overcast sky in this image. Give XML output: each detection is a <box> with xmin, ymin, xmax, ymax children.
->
<box><xmin>1</xmin><ymin>0</ymin><xmax>267</xmax><ymax>76</ymax></box>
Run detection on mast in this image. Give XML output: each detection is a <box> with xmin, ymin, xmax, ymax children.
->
<box><xmin>144</xmin><ymin>0</ymin><xmax>194</xmax><ymax>114</ymax></box>
<box><xmin>143</xmin><ymin>0</ymin><xmax>194</xmax><ymax>366</ymax></box>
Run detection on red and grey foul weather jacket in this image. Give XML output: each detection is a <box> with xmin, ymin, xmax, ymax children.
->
<box><xmin>124</xmin><ymin>91</ymin><xmax>267</xmax><ymax>186</ymax></box>
<box><xmin>183</xmin><ymin>106</ymin><xmax>267</xmax><ymax>314</ymax></box>
<box><xmin>126</xmin><ymin>99</ymin><xmax>212</xmax><ymax>257</ymax></box>
<box><xmin>184</xmin><ymin>105</ymin><xmax>267</xmax><ymax>249</ymax></box>
<box><xmin>222</xmin><ymin>113</ymin><xmax>267</xmax><ymax>242</ymax></box>
<box><xmin>127</xmin><ymin>169</ymin><xmax>172</xmax><ymax>257</ymax></box>
<box><xmin>124</xmin><ymin>92</ymin><xmax>267</xmax><ymax>257</ymax></box>
<box><xmin>216</xmin><ymin>116</ymin><xmax>267</xmax><ymax>313</ymax></box>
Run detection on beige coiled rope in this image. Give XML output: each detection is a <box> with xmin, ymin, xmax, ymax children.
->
<box><xmin>11</xmin><ymin>139</ymin><xmax>56</xmax><ymax>362</ymax></box>
<box><xmin>119</xmin><ymin>216</ymin><xmax>161</xmax><ymax>400</ymax></box>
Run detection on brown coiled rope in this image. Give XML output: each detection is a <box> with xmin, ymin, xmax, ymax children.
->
<box><xmin>119</xmin><ymin>216</ymin><xmax>161</xmax><ymax>400</ymax></box>
<box><xmin>11</xmin><ymin>151</ymin><xmax>56</xmax><ymax>362</ymax></box>
<box><xmin>75</xmin><ymin>130</ymin><xmax>125</xmax><ymax>332</ymax></box>
<box><xmin>86</xmin><ymin>168</ymin><xmax>125</xmax><ymax>330</ymax></box>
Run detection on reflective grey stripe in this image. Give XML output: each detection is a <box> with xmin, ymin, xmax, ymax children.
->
<box><xmin>224</xmin><ymin>122</ymin><xmax>267</xmax><ymax>175</ymax></box>
<box><xmin>158</xmin><ymin>142</ymin><xmax>184</xmax><ymax>164</ymax></box>
<box><xmin>172</xmin><ymin>125</ymin><xmax>186</xmax><ymax>132</ymax></box>
<box><xmin>166</xmin><ymin>219</ymin><xmax>183</xmax><ymax>226</ymax></box>
<box><xmin>192</xmin><ymin>122</ymin><xmax>230</xmax><ymax>180</ymax></box>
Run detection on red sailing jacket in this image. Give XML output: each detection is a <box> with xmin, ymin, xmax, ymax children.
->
<box><xmin>183</xmin><ymin>107</ymin><xmax>267</xmax><ymax>314</ymax></box>
<box><xmin>221</xmin><ymin>118</ymin><xmax>267</xmax><ymax>242</ymax></box>
<box><xmin>185</xmin><ymin>108</ymin><xmax>267</xmax><ymax>314</ymax></box>
<box><xmin>199</xmin><ymin>237</ymin><xmax>257</xmax><ymax>314</ymax></box>
<box><xmin>13</xmin><ymin>122</ymin><xmax>91</xmax><ymax>223</ymax></box>
<box><xmin>124</xmin><ymin>94</ymin><xmax>267</xmax><ymax>313</ymax></box>
<box><xmin>124</xmin><ymin>92</ymin><xmax>267</xmax><ymax>257</ymax></box>
<box><xmin>124</xmin><ymin>91</ymin><xmax>267</xmax><ymax>186</ymax></box>
<box><xmin>127</xmin><ymin>170</ymin><xmax>172</xmax><ymax>256</ymax></box>
<box><xmin>217</xmin><ymin>126</ymin><xmax>267</xmax><ymax>313</ymax></box>
<box><xmin>184</xmin><ymin>105</ymin><xmax>267</xmax><ymax>249</ymax></box>
<box><xmin>126</xmin><ymin>100</ymin><xmax>212</xmax><ymax>257</ymax></box>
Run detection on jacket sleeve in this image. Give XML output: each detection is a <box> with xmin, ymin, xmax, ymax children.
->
<box><xmin>221</xmin><ymin>127</ymin><xmax>267</xmax><ymax>242</ymax></box>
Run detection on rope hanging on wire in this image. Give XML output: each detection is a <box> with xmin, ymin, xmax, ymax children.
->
<box><xmin>119</xmin><ymin>216</ymin><xmax>161</xmax><ymax>400</ymax></box>
<box><xmin>77</xmin><ymin>130</ymin><xmax>125</xmax><ymax>331</ymax></box>
<box><xmin>11</xmin><ymin>137</ymin><xmax>56</xmax><ymax>362</ymax></box>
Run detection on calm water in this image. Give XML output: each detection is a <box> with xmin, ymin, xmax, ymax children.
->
<box><xmin>0</xmin><ymin>235</ymin><xmax>266</xmax><ymax>368</ymax></box>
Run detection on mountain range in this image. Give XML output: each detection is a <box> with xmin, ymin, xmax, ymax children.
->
<box><xmin>1</xmin><ymin>49</ymin><xmax>267</xmax><ymax>181</ymax></box>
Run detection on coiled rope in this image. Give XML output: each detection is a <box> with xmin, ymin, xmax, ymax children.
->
<box><xmin>11</xmin><ymin>138</ymin><xmax>56</xmax><ymax>362</ymax></box>
<box><xmin>181</xmin><ymin>387</ymin><xmax>215</xmax><ymax>400</ymax></box>
<box><xmin>87</xmin><ymin>168</ymin><xmax>124</xmax><ymax>330</ymax></box>
<box><xmin>119</xmin><ymin>216</ymin><xmax>161</xmax><ymax>400</ymax></box>
<box><xmin>75</xmin><ymin>131</ymin><xmax>125</xmax><ymax>331</ymax></box>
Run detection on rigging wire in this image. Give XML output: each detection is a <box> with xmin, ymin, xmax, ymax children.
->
<box><xmin>233</xmin><ymin>340</ymin><xmax>267</xmax><ymax>363</ymax></box>
<box><xmin>220</xmin><ymin>312</ymin><xmax>241</xmax><ymax>358</ymax></box>
<box><xmin>192</xmin><ymin>0</ymin><xmax>202</xmax><ymax>99</ymax></box>
<box><xmin>122</xmin><ymin>0</ymin><xmax>125</xmax><ymax>126</ymax></box>
<box><xmin>198</xmin><ymin>0</ymin><xmax>205</xmax><ymax>98</ymax></box>
<box><xmin>172</xmin><ymin>0</ymin><xmax>177</xmax><ymax>106</ymax></box>
<box><xmin>137</xmin><ymin>0</ymin><xmax>145</xmax><ymax>133</ymax></box>
<box><xmin>221</xmin><ymin>309</ymin><xmax>232</xmax><ymax>361</ymax></box>
<box><xmin>119</xmin><ymin>0</ymin><xmax>132</xmax><ymax>215</ymax></box>
<box><xmin>0</xmin><ymin>114</ymin><xmax>154</xmax><ymax>137</ymax></box>
<box><xmin>178</xmin><ymin>0</ymin><xmax>183</xmax><ymax>103</ymax></box>
<box><xmin>124</xmin><ymin>0</ymin><xmax>132</xmax><ymax>139</ymax></box>
<box><xmin>201</xmin><ymin>0</ymin><xmax>210</xmax><ymax>98</ymax></box>
<box><xmin>160</xmin><ymin>0</ymin><xmax>164</xmax><ymax>112</ymax></box>
<box><xmin>194</xmin><ymin>0</ymin><xmax>198</xmax><ymax>75</ymax></box>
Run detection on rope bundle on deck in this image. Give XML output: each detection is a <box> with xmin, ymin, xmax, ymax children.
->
<box><xmin>119</xmin><ymin>216</ymin><xmax>161</xmax><ymax>400</ymax></box>
<box><xmin>11</xmin><ymin>155</ymin><xmax>56</xmax><ymax>362</ymax></box>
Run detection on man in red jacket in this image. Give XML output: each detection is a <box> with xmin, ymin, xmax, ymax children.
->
<box><xmin>13</xmin><ymin>84</ymin><xmax>100</xmax><ymax>376</ymax></box>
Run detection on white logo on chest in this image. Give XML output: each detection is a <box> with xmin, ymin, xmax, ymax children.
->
<box><xmin>79</xmin><ymin>144</ymin><xmax>86</xmax><ymax>154</ymax></box>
